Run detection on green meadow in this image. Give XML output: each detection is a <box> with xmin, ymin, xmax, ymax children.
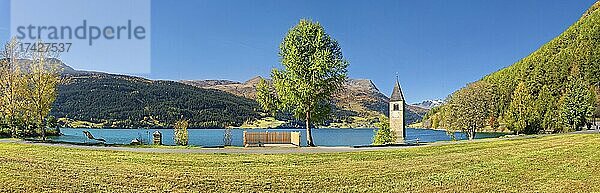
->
<box><xmin>1</xmin><ymin>134</ymin><xmax>599</xmax><ymax>192</ymax></box>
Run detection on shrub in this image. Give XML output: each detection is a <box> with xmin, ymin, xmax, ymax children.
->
<box><xmin>223</xmin><ymin>127</ymin><xmax>232</xmax><ymax>146</ymax></box>
<box><xmin>373</xmin><ymin>116</ymin><xmax>395</xmax><ymax>145</ymax></box>
<box><xmin>174</xmin><ymin>119</ymin><xmax>189</xmax><ymax>146</ymax></box>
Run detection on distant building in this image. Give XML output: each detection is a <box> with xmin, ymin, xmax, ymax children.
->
<box><xmin>389</xmin><ymin>78</ymin><xmax>406</xmax><ymax>143</ymax></box>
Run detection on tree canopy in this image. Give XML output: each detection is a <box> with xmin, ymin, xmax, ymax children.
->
<box><xmin>258</xmin><ymin>19</ymin><xmax>348</xmax><ymax>146</ymax></box>
<box><xmin>0</xmin><ymin>39</ymin><xmax>61</xmax><ymax>138</ymax></box>
<box><xmin>441</xmin><ymin>81</ymin><xmax>498</xmax><ymax>140</ymax></box>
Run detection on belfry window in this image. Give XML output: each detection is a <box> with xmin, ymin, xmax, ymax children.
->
<box><xmin>393</xmin><ymin>104</ymin><xmax>399</xmax><ymax>111</ymax></box>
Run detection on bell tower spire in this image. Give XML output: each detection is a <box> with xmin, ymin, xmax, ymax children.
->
<box><xmin>389</xmin><ymin>74</ymin><xmax>406</xmax><ymax>143</ymax></box>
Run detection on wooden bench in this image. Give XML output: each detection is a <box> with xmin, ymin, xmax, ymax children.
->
<box><xmin>243</xmin><ymin>131</ymin><xmax>301</xmax><ymax>147</ymax></box>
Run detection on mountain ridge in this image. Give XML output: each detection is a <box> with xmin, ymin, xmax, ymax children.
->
<box><xmin>180</xmin><ymin>77</ymin><xmax>429</xmax><ymax>126</ymax></box>
<box><xmin>412</xmin><ymin>99</ymin><xmax>444</xmax><ymax>110</ymax></box>
<box><xmin>51</xmin><ymin>64</ymin><xmax>261</xmax><ymax>128</ymax></box>
<box><xmin>423</xmin><ymin>1</ymin><xmax>600</xmax><ymax>132</ymax></box>
<box><xmin>51</xmin><ymin>61</ymin><xmax>430</xmax><ymax>128</ymax></box>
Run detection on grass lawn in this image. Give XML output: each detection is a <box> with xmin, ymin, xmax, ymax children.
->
<box><xmin>1</xmin><ymin>134</ymin><xmax>599</xmax><ymax>192</ymax></box>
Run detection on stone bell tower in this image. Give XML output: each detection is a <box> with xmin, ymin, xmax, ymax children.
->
<box><xmin>389</xmin><ymin>77</ymin><xmax>406</xmax><ymax>143</ymax></box>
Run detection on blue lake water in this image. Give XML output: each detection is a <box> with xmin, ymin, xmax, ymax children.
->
<box><xmin>49</xmin><ymin>128</ymin><xmax>506</xmax><ymax>147</ymax></box>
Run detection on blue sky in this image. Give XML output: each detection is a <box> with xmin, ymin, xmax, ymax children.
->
<box><xmin>0</xmin><ymin>0</ymin><xmax>597</xmax><ymax>103</ymax></box>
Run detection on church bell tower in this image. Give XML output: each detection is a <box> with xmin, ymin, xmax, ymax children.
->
<box><xmin>389</xmin><ymin>77</ymin><xmax>406</xmax><ymax>143</ymax></box>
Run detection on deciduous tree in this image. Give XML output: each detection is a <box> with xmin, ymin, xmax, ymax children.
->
<box><xmin>536</xmin><ymin>85</ymin><xmax>561</xmax><ymax>132</ymax></box>
<box><xmin>258</xmin><ymin>19</ymin><xmax>348</xmax><ymax>146</ymax></box>
<box><xmin>505</xmin><ymin>82</ymin><xmax>535</xmax><ymax>134</ymax></box>
<box><xmin>255</xmin><ymin>78</ymin><xmax>278</xmax><ymax>116</ymax></box>
<box><xmin>560</xmin><ymin>76</ymin><xmax>595</xmax><ymax>131</ymax></box>
<box><xmin>442</xmin><ymin>81</ymin><xmax>497</xmax><ymax>140</ymax></box>
<box><xmin>24</xmin><ymin>42</ymin><xmax>60</xmax><ymax>140</ymax></box>
<box><xmin>0</xmin><ymin>38</ymin><xmax>26</xmax><ymax>137</ymax></box>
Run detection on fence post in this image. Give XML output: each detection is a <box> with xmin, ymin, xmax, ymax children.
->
<box><xmin>243</xmin><ymin>131</ymin><xmax>247</xmax><ymax>147</ymax></box>
<box><xmin>153</xmin><ymin>131</ymin><xmax>162</xmax><ymax>145</ymax></box>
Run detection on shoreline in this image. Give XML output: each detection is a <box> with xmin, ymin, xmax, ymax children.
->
<box><xmin>0</xmin><ymin>133</ymin><xmax>550</xmax><ymax>154</ymax></box>
<box><xmin>411</xmin><ymin>127</ymin><xmax>511</xmax><ymax>134</ymax></box>
<box><xmin>55</xmin><ymin>127</ymin><xmax>509</xmax><ymax>132</ymax></box>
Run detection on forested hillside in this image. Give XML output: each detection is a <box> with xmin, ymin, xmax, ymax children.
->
<box><xmin>52</xmin><ymin>73</ymin><xmax>261</xmax><ymax>128</ymax></box>
<box><xmin>183</xmin><ymin>78</ymin><xmax>428</xmax><ymax>128</ymax></box>
<box><xmin>52</xmin><ymin>68</ymin><xmax>425</xmax><ymax>129</ymax></box>
<box><xmin>423</xmin><ymin>1</ymin><xmax>600</xmax><ymax>134</ymax></box>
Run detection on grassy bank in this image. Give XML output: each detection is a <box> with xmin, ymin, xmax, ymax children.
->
<box><xmin>1</xmin><ymin>134</ymin><xmax>599</xmax><ymax>192</ymax></box>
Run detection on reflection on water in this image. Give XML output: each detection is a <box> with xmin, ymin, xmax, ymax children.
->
<box><xmin>49</xmin><ymin>128</ymin><xmax>506</xmax><ymax>147</ymax></box>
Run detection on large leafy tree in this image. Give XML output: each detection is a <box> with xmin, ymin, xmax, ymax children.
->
<box><xmin>25</xmin><ymin>47</ymin><xmax>60</xmax><ymax>140</ymax></box>
<box><xmin>560</xmin><ymin>75</ymin><xmax>595</xmax><ymax>132</ymax></box>
<box><xmin>0</xmin><ymin>39</ymin><xmax>61</xmax><ymax>138</ymax></box>
<box><xmin>0</xmin><ymin>38</ymin><xmax>26</xmax><ymax>137</ymax></box>
<box><xmin>258</xmin><ymin>19</ymin><xmax>348</xmax><ymax>146</ymax></box>
<box><xmin>255</xmin><ymin>78</ymin><xmax>278</xmax><ymax>116</ymax></box>
<box><xmin>442</xmin><ymin>81</ymin><xmax>497</xmax><ymax>140</ymax></box>
<box><xmin>536</xmin><ymin>85</ymin><xmax>561</xmax><ymax>133</ymax></box>
<box><xmin>505</xmin><ymin>82</ymin><xmax>535</xmax><ymax>134</ymax></box>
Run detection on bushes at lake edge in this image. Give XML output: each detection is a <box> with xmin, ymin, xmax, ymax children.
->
<box><xmin>373</xmin><ymin>116</ymin><xmax>395</xmax><ymax>145</ymax></box>
<box><xmin>0</xmin><ymin>127</ymin><xmax>60</xmax><ymax>138</ymax></box>
<box><xmin>174</xmin><ymin>119</ymin><xmax>189</xmax><ymax>146</ymax></box>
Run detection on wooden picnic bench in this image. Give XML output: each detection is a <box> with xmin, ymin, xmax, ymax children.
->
<box><xmin>243</xmin><ymin>131</ymin><xmax>301</xmax><ymax>147</ymax></box>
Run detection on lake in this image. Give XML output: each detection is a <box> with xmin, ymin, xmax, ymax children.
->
<box><xmin>49</xmin><ymin>128</ymin><xmax>506</xmax><ymax>147</ymax></box>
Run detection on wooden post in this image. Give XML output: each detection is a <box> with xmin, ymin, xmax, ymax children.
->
<box><xmin>153</xmin><ymin>131</ymin><xmax>162</xmax><ymax>145</ymax></box>
<box><xmin>243</xmin><ymin>131</ymin><xmax>247</xmax><ymax>147</ymax></box>
<box><xmin>291</xmin><ymin>132</ymin><xmax>301</xmax><ymax>147</ymax></box>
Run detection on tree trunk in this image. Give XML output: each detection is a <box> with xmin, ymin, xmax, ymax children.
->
<box><xmin>306</xmin><ymin>111</ymin><xmax>315</xmax><ymax>147</ymax></box>
<box><xmin>42</xmin><ymin>129</ymin><xmax>46</xmax><ymax>141</ymax></box>
<box><xmin>10</xmin><ymin>117</ymin><xmax>17</xmax><ymax>138</ymax></box>
<box><xmin>468</xmin><ymin>128</ymin><xmax>475</xmax><ymax>140</ymax></box>
<box><xmin>594</xmin><ymin>116</ymin><xmax>600</xmax><ymax>130</ymax></box>
<box><xmin>41</xmin><ymin>115</ymin><xmax>46</xmax><ymax>141</ymax></box>
<box><xmin>11</xmin><ymin>126</ymin><xmax>17</xmax><ymax>138</ymax></box>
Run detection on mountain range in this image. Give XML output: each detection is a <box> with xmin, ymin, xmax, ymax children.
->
<box><xmin>411</xmin><ymin>99</ymin><xmax>444</xmax><ymax>110</ymax></box>
<box><xmin>51</xmin><ymin>64</ymin><xmax>261</xmax><ymax>128</ymax></box>
<box><xmin>181</xmin><ymin>77</ymin><xmax>429</xmax><ymax>127</ymax></box>
<box><xmin>47</xmin><ymin>61</ymin><xmax>430</xmax><ymax>128</ymax></box>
